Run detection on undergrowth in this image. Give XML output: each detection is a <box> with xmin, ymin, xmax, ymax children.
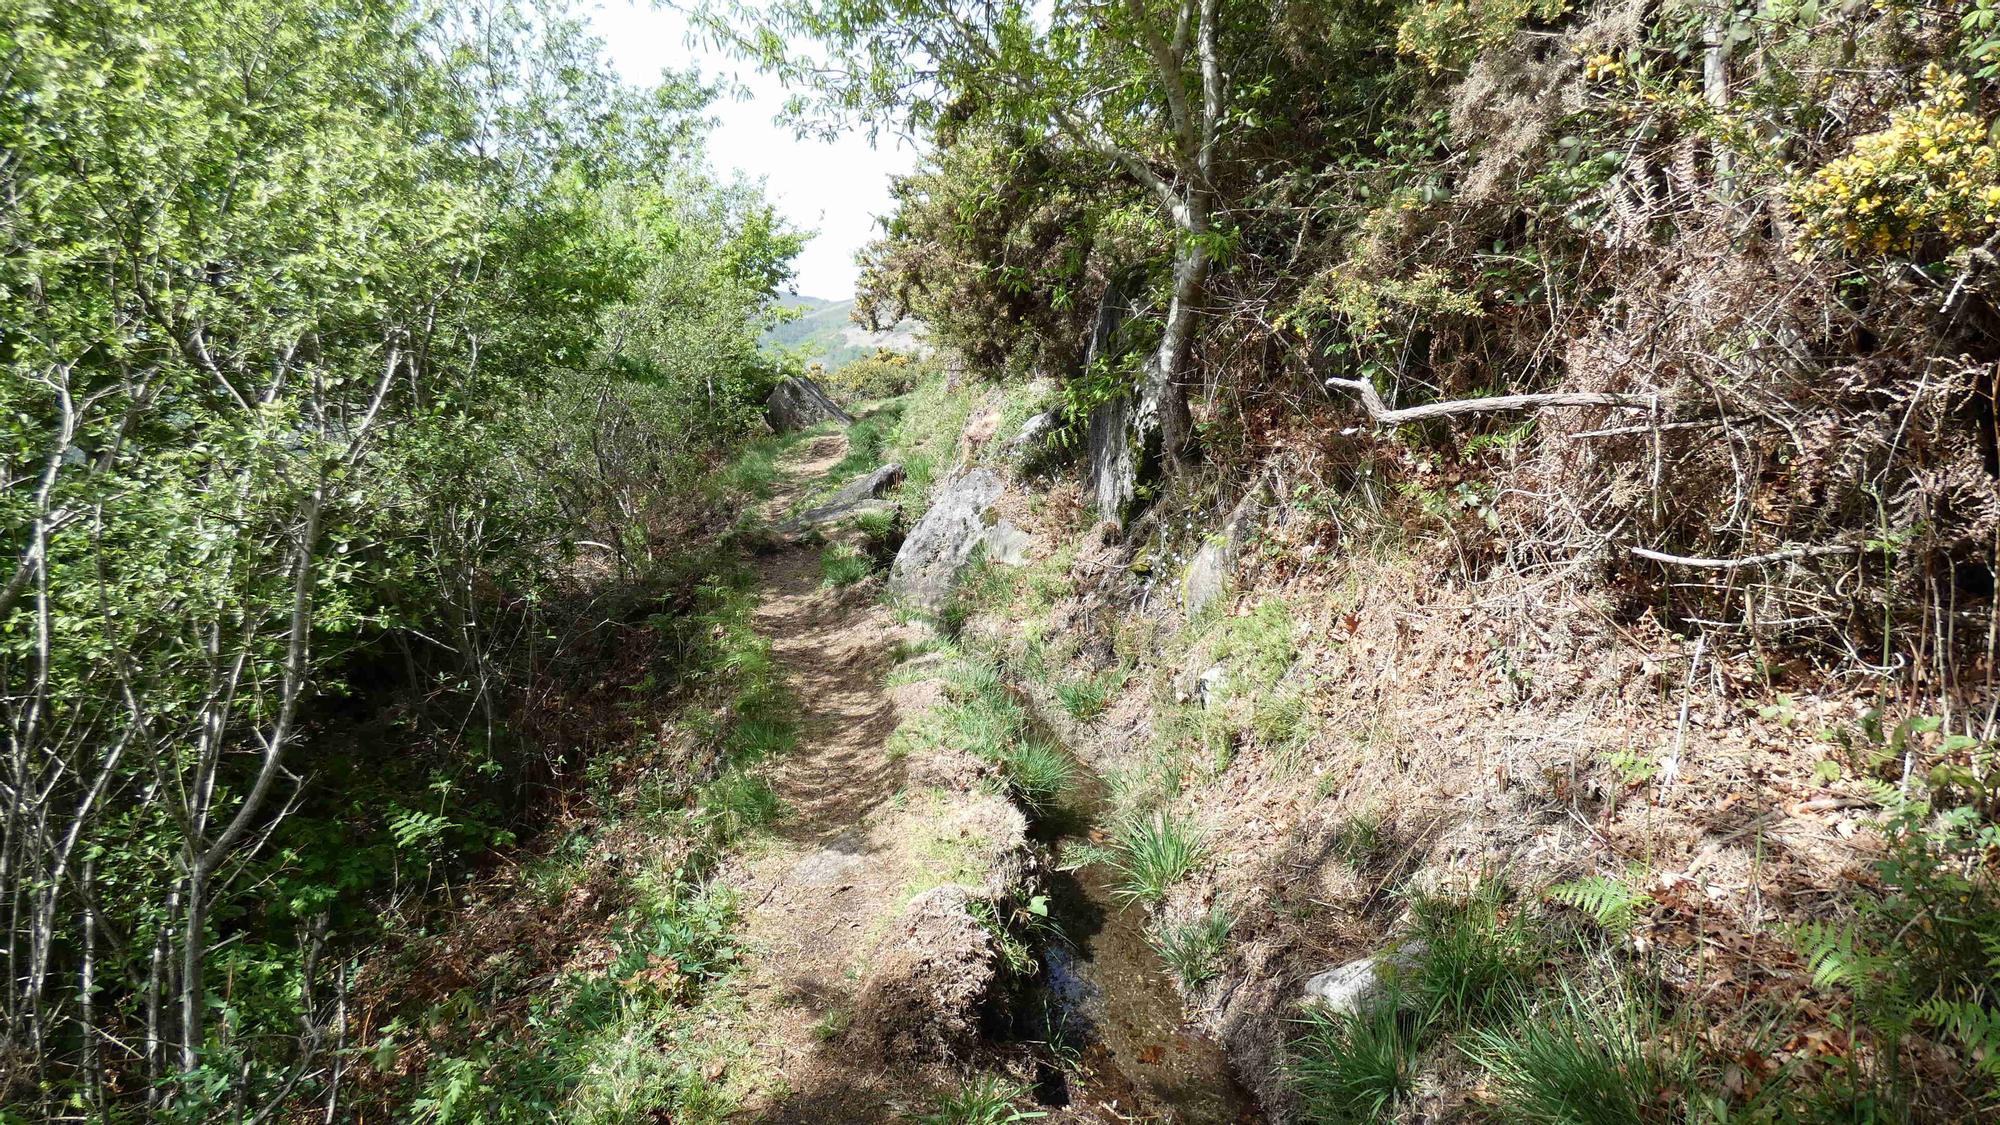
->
<box><xmin>395</xmin><ymin>569</ymin><xmax>797</xmax><ymax>1122</ymax></box>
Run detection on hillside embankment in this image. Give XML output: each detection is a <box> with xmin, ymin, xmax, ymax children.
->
<box><xmin>805</xmin><ymin>360</ymin><xmax>2000</xmax><ymax>1122</ymax></box>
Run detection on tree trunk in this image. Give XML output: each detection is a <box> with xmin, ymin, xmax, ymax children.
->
<box><xmin>1150</xmin><ymin>198</ymin><xmax>1210</xmax><ymax>475</ymax></box>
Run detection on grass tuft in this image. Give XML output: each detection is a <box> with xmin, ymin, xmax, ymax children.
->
<box><xmin>1329</xmin><ymin>812</ymin><xmax>1386</xmax><ymax>869</ymax></box>
<box><xmin>916</xmin><ymin>1076</ymin><xmax>1045</xmax><ymax>1124</ymax></box>
<box><xmin>999</xmin><ymin>739</ymin><xmax>1076</xmax><ymax>815</ymax></box>
<box><xmin>1150</xmin><ymin>904</ymin><xmax>1233</xmax><ymax>991</ymax></box>
<box><xmin>1463</xmin><ymin>982</ymin><xmax>1688</xmax><ymax>1125</ymax></box>
<box><xmin>820</xmin><ymin>542</ymin><xmax>874</xmax><ymax>587</ymax></box>
<box><xmin>1054</xmin><ymin>666</ymin><xmax>1126</xmax><ymax>722</ymax></box>
<box><xmin>1406</xmin><ymin>886</ymin><xmax>1531</xmax><ymax>1028</ymax></box>
<box><xmin>1289</xmin><ymin>999</ymin><xmax>1422</xmax><ymax>1123</ymax></box>
<box><xmin>1106</xmin><ymin>812</ymin><xmax>1207</xmax><ymax>904</ymax></box>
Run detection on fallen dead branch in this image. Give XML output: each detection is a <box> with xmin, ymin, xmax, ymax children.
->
<box><xmin>1323</xmin><ymin>376</ymin><xmax>1657</xmax><ymax>424</ymax></box>
<box><xmin>1628</xmin><ymin>542</ymin><xmax>1866</xmax><ymax>569</ymax></box>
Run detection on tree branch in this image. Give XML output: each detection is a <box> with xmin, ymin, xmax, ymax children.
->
<box><xmin>1324</xmin><ymin>376</ymin><xmax>1657</xmax><ymax>424</ymax></box>
<box><xmin>1629</xmin><ymin>542</ymin><xmax>1866</xmax><ymax>569</ymax></box>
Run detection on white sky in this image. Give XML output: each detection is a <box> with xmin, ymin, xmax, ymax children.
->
<box><xmin>587</xmin><ymin>1</ymin><xmax>919</xmax><ymax>301</ymax></box>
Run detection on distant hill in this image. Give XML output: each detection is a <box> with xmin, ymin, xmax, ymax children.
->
<box><xmin>762</xmin><ymin>295</ymin><xmax>924</xmax><ymax>372</ymax></box>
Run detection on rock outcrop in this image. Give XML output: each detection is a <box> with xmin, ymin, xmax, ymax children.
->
<box><xmin>1081</xmin><ymin>271</ymin><xmax>1157</xmax><ymax>524</ymax></box>
<box><xmin>779</xmin><ymin>463</ymin><xmax>903</xmax><ymax>535</ymax></box>
<box><xmin>1181</xmin><ymin>480</ymin><xmax>1270</xmax><ymax>615</ymax></box>
<box><xmin>764</xmin><ymin>374</ymin><xmax>854</xmax><ymax>432</ymax></box>
<box><xmin>887</xmin><ymin>469</ymin><xmax>1027</xmax><ymax>610</ymax></box>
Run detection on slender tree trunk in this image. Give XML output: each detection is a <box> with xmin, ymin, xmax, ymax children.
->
<box><xmin>1151</xmin><ymin>196</ymin><xmax>1211</xmax><ymax>474</ymax></box>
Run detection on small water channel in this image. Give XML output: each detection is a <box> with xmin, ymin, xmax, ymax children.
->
<box><xmin>1005</xmin><ymin>692</ymin><xmax>1261</xmax><ymax>1124</ymax></box>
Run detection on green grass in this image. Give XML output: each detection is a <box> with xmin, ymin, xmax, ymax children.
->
<box><xmin>1150</xmin><ymin>904</ymin><xmax>1233</xmax><ymax>991</ymax></box>
<box><xmin>916</xmin><ymin>1076</ymin><xmax>1045</xmax><ymax>1124</ymax></box>
<box><xmin>876</xmin><ymin>371</ymin><xmax>984</xmax><ymax>514</ymax></box>
<box><xmin>851</xmin><ymin>506</ymin><xmax>896</xmax><ymax>543</ymax></box>
<box><xmin>1463</xmin><ymin>982</ymin><xmax>1689</xmax><ymax>1125</ymax></box>
<box><xmin>820</xmin><ymin>542</ymin><xmax>874</xmax><ymax>586</ymax></box>
<box><xmin>811</xmin><ymin>1007</ymin><xmax>852</xmax><ymax>1042</ymax></box>
<box><xmin>692</xmin><ymin>769</ymin><xmax>782</xmax><ymax>846</ymax></box>
<box><xmin>1054</xmin><ymin>666</ymin><xmax>1126</xmax><ymax>722</ymax></box>
<box><xmin>1405</xmin><ymin>887</ymin><xmax>1531</xmax><ymax>1028</ymax></box>
<box><xmin>999</xmin><ymin>739</ymin><xmax>1076</xmax><ymax>815</ymax></box>
<box><xmin>1290</xmin><ymin>999</ymin><xmax>1422</xmax><ymax>1123</ymax></box>
<box><xmin>1106</xmin><ymin>811</ymin><xmax>1207</xmax><ymax>904</ymax></box>
<box><xmin>1251</xmin><ymin>681</ymin><xmax>1313</xmax><ymax>749</ymax></box>
<box><xmin>1329</xmin><ymin>812</ymin><xmax>1387</xmax><ymax>869</ymax></box>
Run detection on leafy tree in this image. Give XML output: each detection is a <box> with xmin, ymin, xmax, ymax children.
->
<box><xmin>0</xmin><ymin>0</ymin><xmax>796</xmax><ymax>1115</ymax></box>
<box><xmin>713</xmin><ymin>0</ymin><xmax>1280</xmax><ymax>472</ymax></box>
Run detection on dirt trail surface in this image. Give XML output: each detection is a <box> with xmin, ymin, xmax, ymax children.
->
<box><xmin>724</xmin><ymin>433</ymin><xmax>930</xmax><ymax>1121</ymax></box>
<box><xmin>719</xmin><ymin>432</ymin><xmax>1258</xmax><ymax>1124</ymax></box>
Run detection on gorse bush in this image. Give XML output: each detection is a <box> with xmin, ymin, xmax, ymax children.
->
<box><xmin>1794</xmin><ymin>67</ymin><xmax>2000</xmax><ymax>257</ymax></box>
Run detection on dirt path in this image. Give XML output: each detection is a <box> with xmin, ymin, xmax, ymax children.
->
<box><xmin>722</xmin><ymin>433</ymin><xmax>931</xmax><ymax>1121</ymax></box>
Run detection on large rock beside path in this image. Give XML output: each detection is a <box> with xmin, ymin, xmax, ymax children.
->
<box><xmin>887</xmin><ymin>469</ymin><xmax>1026</xmax><ymax>611</ymax></box>
<box><xmin>764</xmin><ymin>374</ymin><xmax>853</xmax><ymax>432</ymax></box>
<box><xmin>780</xmin><ymin>463</ymin><xmax>904</xmax><ymax>535</ymax></box>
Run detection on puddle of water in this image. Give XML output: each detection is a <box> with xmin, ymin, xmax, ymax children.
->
<box><xmin>1005</xmin><ymin>691</ymin><xmax>1261</xmax><ymax>1123</ymax></box>
<box><xmin>1032</xmin><ymin>862</ymin><xmax>1258</xmax><ymax>1123</ymax></box>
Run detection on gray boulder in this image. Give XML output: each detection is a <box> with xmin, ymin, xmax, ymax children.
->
<box><xmin>1301</xmin><ymin>939</ymin><xmax>1428</xmax><ymax>1016</ymax></box>
<box><xmin>764</xmin><ymin>374</ymin><xmax>854</xmax><ymax>432</ymax></box>
<box><xmin>888</xmin><ymin>469</ymin><xmax>1027</xmax><ymax>610</ymax></box>
<box><xmin>1181</xmin><ymin>481</ymin><xmax>1270</xmax><ymax>616</ymax></box>
<box><xmin>782</xmin><ymin>463</ymin><xmax>904</xmax><ymax>534</ymax></box>
<box><xmin>1006</xmin><ymin>410</ymin><xmax>1059</xmax><ymax>461</ymax></box>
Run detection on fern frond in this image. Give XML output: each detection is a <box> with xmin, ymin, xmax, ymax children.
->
<box><xmin>1547</xmin><ymin>873</ymin><xmax>1651</xmax><ymax>934</ymax></box>
<box><xmin>1795</xmin><ymin>920</ymin><xmax>1867</xmax><ymax>990</ymax></box>
<box><xmin>1916</xmin><ymin>997</ymin><xmax>2000</xmax><ymax>1074</ymax></box>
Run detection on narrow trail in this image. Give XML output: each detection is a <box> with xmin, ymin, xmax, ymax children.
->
<box><xmin>722</xmin><ymin>432</ymin><xmax>929</xmax><ymax>1121</ymax></box>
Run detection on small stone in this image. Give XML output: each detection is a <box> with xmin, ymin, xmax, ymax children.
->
<box><xmin>1300</xmin><ymin>940</ymin><xmax>1428</xmax><ymax>1015</ymax></box>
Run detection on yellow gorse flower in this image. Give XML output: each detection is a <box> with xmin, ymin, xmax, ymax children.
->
<box><xmin>1794</xmin><ymin>66</ymin><xmax>2000</xmax><ymax>255</ymax></box>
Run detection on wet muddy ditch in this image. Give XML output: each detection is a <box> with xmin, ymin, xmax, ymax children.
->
<box><xmin>995</xmin><ymin>689</ymin><xmax>1261</xmax><ymax>1123</ymax></box>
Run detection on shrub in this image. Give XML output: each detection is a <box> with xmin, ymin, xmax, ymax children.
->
<box><xmin>1396</xmin><ymin>0</ymin><xmax>1569</xmax><ymax>74</ymax></box>
<box><xmin>1794</xmin><ymin>66</ymin><xmax>2000</xmax><ymax>257</ymax></box>
<box><xmin>828</xmin><ymin>349</ymin><xmax>928</xmax><ymax>399</ymax></box>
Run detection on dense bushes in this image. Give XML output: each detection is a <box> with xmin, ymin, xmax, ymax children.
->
<box><xmin>0</xmin><ymin>0</ymin><xmax>795</xmax><ymax>1115</ymax></box>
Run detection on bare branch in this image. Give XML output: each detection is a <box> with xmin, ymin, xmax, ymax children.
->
<box><xmin>1324</xmin><ymin>376</ymin><xmax>1657</xmax><ymax>424</ymax></box>
<box><xmin>1628</xmin><ymin>542</ymin><xmax>1867</xmax><ymax>569</ymax></box>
